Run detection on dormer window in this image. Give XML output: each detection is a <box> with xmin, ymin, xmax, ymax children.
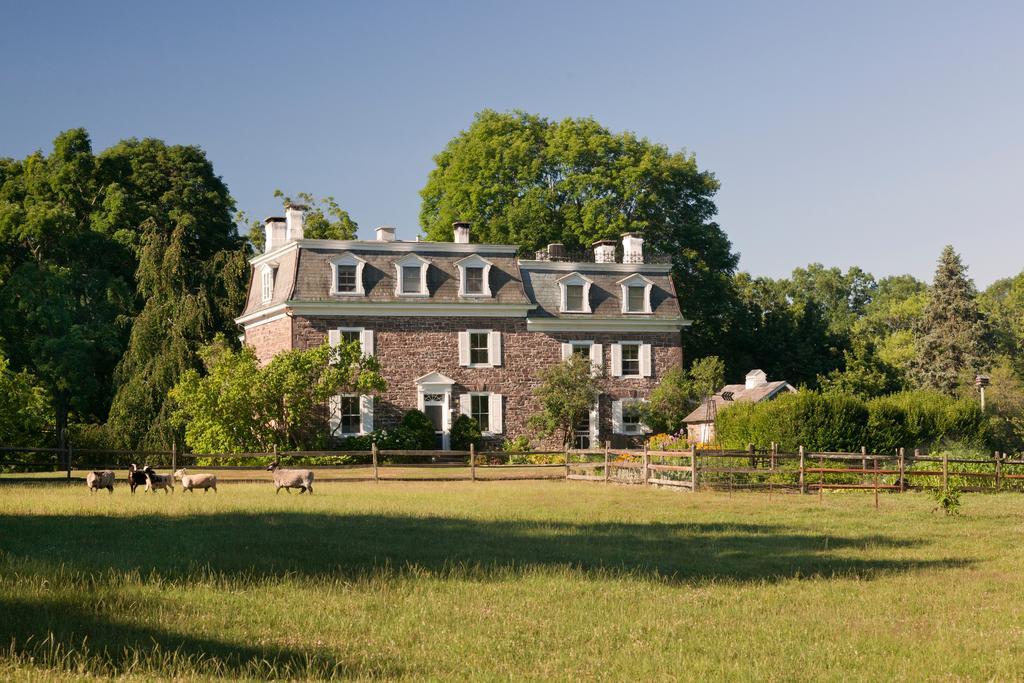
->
<box><xmin>260</xmin><ymin>263</ymin><xmax>278</xmax><ymax>303</ymax></box>
<box><xmin>329</xmin><ymin>253</ymin><xmax>367</xmax><ymax>296</ymax></box>
<box><xmin>556</xmin><ymin>272</ymin><xmax>593</xmax><ymax>313</ymax></box>
<box><xmin>454</xmin><ymin>254</ymin><xmax>494</xmax><ymax>298</ymax></box>
<box><xmin>395</xmin><ymin>253</ymin><xmax>430</xmax><ymax>297</ymax></box>
<box><xmin>617</xmin><ymin>274</ymin><xmax>653</xmax><ymax>314</ymax></box>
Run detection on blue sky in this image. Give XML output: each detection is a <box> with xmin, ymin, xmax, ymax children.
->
<box><xmin>1</xmin><ymin>1</ymin><xmax>1021</xmax><ymax>286</ymax></box>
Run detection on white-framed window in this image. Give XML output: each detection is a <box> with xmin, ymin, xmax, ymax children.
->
<box><xmin>394</xmin><ymin>253</ymin><xmax>430</xmax><ymax>297</ymax></box>
<box><xmin>260</xmin><ymin>264</ymin><xmax>277</xmax><ymax>303</ymax></box>
<box><xmin>328</xmin><ymin>328</ymin><xmax>375</xmax><ymax>356</ymax></box>
<box><xmin>611</xmin><ymin>342</ymin><xmax>652</xmax><ymax>378</ymax></box>
<box><xmin>617</xmin><ymin>273</ymin><xmax>654</xmax><ymax>314</ymax></box>
<box><xmin>458</xmin><ymin>330</ymin><xmax>502</xmax><ymax>368</ymax></box>
<box><xmin>330</xmin><ymin>252</ymin><xmax>367</xmax><ymax>296</ymax></box>
<box><xmin>612</xmin><ymin>399</ymin><xmax>648</xmax><ymax>435</ymax></box>
<box><xmin>573</xmin><ymin>404</ymin><xmax>600</xmax><ymax>449</ymax></box>
<box><xmin>329</xmin><ymin>394</ymin><xmax>373</xmax><ymax>436</ymax></box>
<box><xmin>454</xmin><ymin>254</ymin><xmax>494</xmax><ymax>298</ymax></box>
<box><xmin>556</xmin><ymin>272</ymin><xmax>593</xmax><ymax>313</ymax></box>
<box><xmin>560</xmin><ymin>341</ymin><xmax>604</xmax><ymax>375</ymax></box>
<box><xmin>459</xmin><ymin>392</ymin><xmax>504</xmax><ymax>434</ymax></box>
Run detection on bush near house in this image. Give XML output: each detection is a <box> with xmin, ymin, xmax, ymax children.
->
<box><xmin>717</xmin><ymin>389</ymin><xmax>990</xmax><ymax>452</ymax></box>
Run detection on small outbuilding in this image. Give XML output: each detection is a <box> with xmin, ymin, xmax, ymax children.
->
<box><xmin>682</xmin><ymin>369</ymin><xmax>796</xmax><ymax>444</ymax></box>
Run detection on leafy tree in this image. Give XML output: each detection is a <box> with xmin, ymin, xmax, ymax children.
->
<box><xmin>528</xmin><ymin>354</ymin><xmax>601</xmax><ymax>450</ymax></box>
<box><xmin>450</xmin><ymin>414</ymin><xmax>483</xmax><ymax>451</ymax></box>
<box><xmin>910</xmin><ymin>246</ymin><xmax>990</xmax><ymax>394</ymax></box>
<box><xmin>102</xmin><ymin>138</ymin><xmax>250</xmax><ymax>449</ymax></box>
<box><xmin>246</xmin><ymin>192</ymin><xmax>359</xmax><ymax>252</ymax></box>
<box><xmin>643</xmin><ymin>356</ymin><xmax>725</xmax><ymax>434</ymax></box>
<box><xmin>979</xmin><ymin>271</ymin><xmax>1024</xmax><ymax>368</ymax></box>
<box><xmin>818</xmin><ymin>338</ymin><xmax>903</xmax><ymax>398</ymax></box>
<box><xmin>169</xmin><ymin>337</ymin><xmax>385</xmax><ymax>453</ymax></box>
<box><xmin>787</xmin><ymin>264</ymin><xmax>877</xmax><ymax>336</ymax></box>
<box><xmin>0</xmin><ymin>351</ymin><xmax>52</xmax><ymax>447</ymax></box>
<box><xmin>419</xmin><ymin>109</ymin><xmax>737</xmax><ymax>360</ymax></box>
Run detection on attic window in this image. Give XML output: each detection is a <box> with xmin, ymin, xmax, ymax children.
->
<box><xmin>466</xmin><ymin>267</ymin><xmax>484</xmax><ymax>294</ymax></box>
<box><xmin>260</xmin><ymin>264</ymin><xmax>278</xmax><ymax>303</ymax></box>
<box><xmin>329</xmin><ymin>252</ymin><xmax>366</xmax><ymax>296</ymax></box>
<box><xmin>557</xmin><ymin>272</ymin><xmax>593</xmax><ymax>313</ymax></box>
<box><xmin>566</xmin><ymin>285</ymin><xmax>584</xmax><ymax>311</ymax></box>
<box><xmin>455</xmin><ymin>254</ymin><xmax>494</xmax><ymax>298</ymax></box>
<box><xmin>402</xmin><ymin>266</ymin><xmax>421</xmax><ymax>293</ymax></box>
<box><xmin>394</xmin><ymin>253</ymin><xmax>431</xmax><ymax>297</ymax></box>
<box><xmin>617</xmin><ymin>273</ymin><xmax>653</xmax><ymax>314</ymax></box>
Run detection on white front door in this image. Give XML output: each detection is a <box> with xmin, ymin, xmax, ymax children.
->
<box><xmin>423</xmin><ymin>392</ymin><xmax>449</xmax><ymax>450</ymax></box>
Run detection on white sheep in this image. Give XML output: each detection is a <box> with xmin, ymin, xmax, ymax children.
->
<box><xmin>266</xmin><ymin>461</ymin><xmax>314</xmax><ymax>494</ymax></box>
<box><xmin>174</xmin><ymin>468</ymin><xmax>217</xmax><ymax>493</ymax></box>
<box><xmin>143</xmin><ymin>466</ymin><xmax>174</xmax><ymax>494</ymax></box>
<box><xmin>86</xmin><ymin>470</ymin><xmax>115</xmax><ymax>493</ymax></box>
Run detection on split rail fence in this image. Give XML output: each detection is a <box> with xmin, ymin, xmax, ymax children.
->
<box><xmin>2</xmin><ymin>443</ymin><xmax>1021</xmax><ymax>499</ymax></box>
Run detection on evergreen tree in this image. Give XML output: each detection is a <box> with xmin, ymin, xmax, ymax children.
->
<box><xmin>910</xmin><ymin>245</ymin><xmax>989</xmax><ymax>394</ymax></box>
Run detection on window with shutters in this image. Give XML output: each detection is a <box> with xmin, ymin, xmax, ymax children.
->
<box><xmin>260</xmin><ymin>267</ymin><xmax>274</xmax><ymax>302</ymax></box>
<box><xmin>622</xmin><ymin>402</ymin><xmax>643</xmax><ymax>434</ymax></box>
<box><xmin>621</xmin><ymin>342</ymin><xmax>640</xmax><ymax>376</ymax></box>
<box><xmin>338</xmin><ymin>395</ymin><xmax>361</xmax><ymax>435</ymax></box>
<box><xmin>571</xmin><ymin>342</ymin><xmax>591</xmax><ymax>358</ymax></box>
<box><xmin>469</xmin><ymin>332</ymin><xmax>490</xmax><ymax>365</ymax></box>
<box><xmin>470</xmin><ymin>394</ymin><xmax>489</xmax><ymax>432</ymax></box>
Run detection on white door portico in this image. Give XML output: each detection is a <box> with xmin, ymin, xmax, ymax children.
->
<box><xmin>415</xmin><ymin>371</ymin><xmax>456</xmax><ymax>450</ymax></box>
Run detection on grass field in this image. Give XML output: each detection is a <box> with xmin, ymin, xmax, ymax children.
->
<box><xmin>2</xmin><ymin>481</ymin><xmax>1024</xmax><ymax>681</ymax></box>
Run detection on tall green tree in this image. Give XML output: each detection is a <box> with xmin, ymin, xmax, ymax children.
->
<box><xmin>419</xmin><ymin>110</ymin><xmax>737</xmax><ymax>360</ymax></box>
<box><xmin>102</xmin><ymin>138</ymin><xmax>251</xmax><ymax>449</ymax></box>
<box><xmin>0</xmin><ymin>130</ymin><xmax>134</xmax><ymax>450</ymax></box>
<box><xmin>910</xmin><ymin>245</ymin><xmax>990</xmax><ymax>394</ymax></box>
<box><xmin>247</xmin><ymin>191</ymin><xmax>359</xmax><ymax>252</ymax></box>
<box><xmin>528</xmin><ymin>354</ymin><xmax>602</xmax><ymax>450</ymax></box>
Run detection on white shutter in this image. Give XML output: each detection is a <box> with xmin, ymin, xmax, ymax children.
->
<box><xmin>360</xmin><ymin>395</ymin><xmax>374</xmax><ymax>434</ymax></box>
<box><xmin>360</xmin><ymin>329</ymin><xmax>374</xmax><ymax>356</ymax></box>
<box><xmin>611</xmin><ymin>400</ymin><xmax>624</xmax><ymax>434</ymax></box>
<box><xmin>489</xmin><ymin>393</ymin><xmax>503</xmax><ymax>434</ymax></box>
<box><xmin>589</xmin><ymin>404</ymin><xmax>599</xmax><ymax>447</ymax></box>
<box><xmin>640</xmin><ymin>343</ymin><xmax>652</xmax><ymax>377</ymax></box>
<box><xmin>459</xmin><ymin>393</ymin><xmax>471</xmax><ymax>416</ymax></box>
<box><xmin>561</xmin><ymin>343</ymin><xmax>572</xmax><ymax>361</ymax></box>
<box><xmin>458</xmin><ymin>331</ymin><xmax>470</xmax><ymax>366</ymax></box>
<box><xmin>328</xmin><ymin>395</ymin><xmax>342</xmax><ymax>435</ymax></box>
<box><xmin>590</xmin><ymin>343</ymin><xmax>603</xmax><ymax>377</ymax></box>
<box><xmin>611</xmin><ymin>343</ymin><xmax>622</xmax><ymax>377</ymax></box>
<box><xmin>490</xmin><ymin>330</ymin><xmax>502</xmax><ymax>367</ymax></box>
<box><xmin>328</xmin><ymin>329</ymin><xmax>341</xmax><ymax>347</ymax></box>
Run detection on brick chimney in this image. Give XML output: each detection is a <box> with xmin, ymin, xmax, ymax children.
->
<box><xmin>621</xmin><ymin>233</ymin><xmax>644</xmax><ymax>264</ymax></box>
<box><xmin>376</xmin><ymin>225</ymin><xmax>397</xmax><ymax>241</ymax></box>
<box><xmin>593</xmin><ymin>239</ymin><xmax>617</xmax><ymax>263</ymax></box>
<box><xmin>264</xmin><ymin>216</ymin><xmax>286</xmax><ymax>253</ymax></box>
<box><xmin>285</xmin><ymin>203</ymin><xmax>307</xmax><ymax>242</ymax></box>
<box><xmin>453</xmin><ymin>221</ymin><xmax>471</xmax><ymax>244</ymax></box>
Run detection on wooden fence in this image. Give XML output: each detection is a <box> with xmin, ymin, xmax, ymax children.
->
<box><xmin>2</xmin><ymin>443</ymin><xmax>1021</xmax><ymax>496</ymax></box>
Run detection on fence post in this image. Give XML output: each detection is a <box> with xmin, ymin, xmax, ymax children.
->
<box><xmin>942</xmin><ymin>451</ymin><xmax>949</xmax><ymax>490</ymax></box>
<box><xmin>799</xmin><ymin>446</ymin><xmax>805</xmax><ymax>494</ymax></box>
<box><xmin>642</xmin><ymin>443</ymin><xmax>649</xmax><ymax>486</ymax></box>
<box><xmin>818</xmin><ymin>452</ymin><xmax>824</xmax><ymax>503</ymax></box>
<box><xmin>873</xmin><ymin>456</ymin><xmax>879</xmax><ymax>510</ymax></box>
<box><xmin>604</xmin><ymin>441</ymin><xmax>610</xmax><ymax>484</ymax></box>
<box><xmin>898</xmin><ymin>447</ymin><xmax>905</xmax><ymax>493</ymax></box>
<box><xmin>861</xmin><ymin>446</ymin><xmax>867</xmax><ymax>480</ymax></box>
<box><xmin>470</xmin><ymin>443</ymin><xmax>477</xmax><ymax>482</ymax></box>
<box><xmin>171</xmin><ymin>440</ymin><xmax>177</xmax><ymax>474</ymax></box>
<box><xmin>565</xmin><ymin>449</ymin><xmax>570</xmax><ymax>480</ymax></box>
<box><xmin>371</xmin><ymin>443</ymin><xmax>379</xmax><ymax>483</ymax></box>
<box><xmin>995</xmin><ymin>451</ymin><xmax>1002</xmax><ymax>491</ymax></box>
<box><xmin>690</xmin><ymin>443</ymin><xmax>698</xmax><ymax>492</ymax></box>
<box><xmin>66</xmin><ymin>436</ymin><xmax>72</xmax><ymax>482</ymax></box>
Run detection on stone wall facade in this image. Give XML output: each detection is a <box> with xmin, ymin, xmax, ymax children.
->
<box><xmin>243</xmin><ymin>316</ymin><xmax>292</xmax><ymax>365</ymax></box>
<box><xmin>287</xmin><ymin>315</ymin><xmax>682</xmax><ymax>449</ymax></box>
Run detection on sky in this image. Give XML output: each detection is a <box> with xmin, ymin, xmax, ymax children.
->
<box><xmin>1</xmin><ymin>1</ymin><xmax>1021</xmax><ymax>287</ymax></box>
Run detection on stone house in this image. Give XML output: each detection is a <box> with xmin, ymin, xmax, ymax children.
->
<box><xmin>235</xmin><ymin>205</ymin><xmax>689</xmax><ymax>449</ymax></box>
<box><xmin>682</xmin><ymin>369</ymin><xmax>796</xmax><ymax>444</ymax></box>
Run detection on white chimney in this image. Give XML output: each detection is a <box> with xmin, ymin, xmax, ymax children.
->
<box><xmin>264</xmin><ymin>216</ymin><xmax>286</xmax><ymax>253</ymax></box>
<box><xmin>285</xmin><ymin>203</ymin><xmax>306</xmax><ymax>241</ymax></box>
<box><xmin>621</xmin><ymin>232</ymin><xmax>644</xmax><ymax>264</ymax></box>
<box><xmin>745</xmin><ymin>369</ymin><xmax>768</xmax><ymax>390</ymax></box>
<box><xmin>593</xmin><ymin>239</ymin><xmax>616</xmax><ymax>263</ymax></box>
<box><xmin>376</xmin><ymin>225</ymin><xmax>397</xmax><ymax>241</ymax></box>
<box><xmin>453</xmin><ymin>221</ymin><xmax>470</xmax><ymax>244</ymax></box>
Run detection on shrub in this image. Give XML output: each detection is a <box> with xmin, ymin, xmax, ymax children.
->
<box><xmin>502</xmin><ymin>436</ymin><xmax>531</xmax><ymax>454</ymax></box>
<box><xmin>397</xmin><ymin>409</ymin><xmax>437</xmax><ymax>449</ymax></box>
<box><xmin>932</xmin><ymin>486</ymin><xmax>962</xmax><ymax>516</ymax></box>
<box><xmin>450</xmin><ymin>415</ymin><xmax>482</xmax><ymax>451</ymax></box>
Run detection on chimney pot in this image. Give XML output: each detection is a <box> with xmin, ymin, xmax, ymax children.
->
<box><xmin>621</xmin><ymin>232</ymin><xmax>644</xmax><ymax>264</ymax></box>
<box><xmin>375</xmin><ymin>225</ymin><xmax>397</xmax><ymax>241</ymax></box>
<box><xmin>452</xmin><ymin>221</ymin><xmax>471</xmax><ymax>244</ymax></box>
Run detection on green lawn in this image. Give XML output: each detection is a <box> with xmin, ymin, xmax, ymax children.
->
<box><xmin>1</xmin><ymin>481</ymin><xmax>1023</xmax><ymax>681</ymax></box>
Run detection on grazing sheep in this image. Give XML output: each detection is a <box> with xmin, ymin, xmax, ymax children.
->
<box><xmin>174</xmin><ymin>468</ymin><xmax>217</xmax><ymax>493</ymax></box>
<box><xmin>86</xmin><ymin>470</ymin><xmax>115</xmax><ymax>493</ymax></box>
<box><xmin>127</xmin><ymin>464</ymin><xmax>149</xmax><ymax>494</ymax></box>
<box><xmin>266</xmin><ymin>461</ymin><xmax>314</xmax><ymax>494</ymax></box>
<box><xmin>143</xmin><ymin>466</ymin><xmax>174</xmax><ymax>494</ymax></box>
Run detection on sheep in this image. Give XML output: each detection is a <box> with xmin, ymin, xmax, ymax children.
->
<box><xmin>143</xmin><ymin>466</ymin><xmax>174</xmax><ymax>494</ymax></box>
<box><xmin>266</xmin><ymin>461</ymin><xmax>314</xmax><ymax>494</ymax></box>
<box><xmin>127</xmin><ymin>464</ymin><xmax>149</xmax><ymax>494</ymax></box>
<box><xmin>173</xmin><ymin>468</ymin><xmax>217</xmax><ymax>493</ymax></box>
<box><xmin>86</xmin><ymin>470</ymin><xmax>115</xmax><ymax>493</ymax></box>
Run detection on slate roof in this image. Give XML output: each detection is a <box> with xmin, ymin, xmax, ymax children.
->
<box><xmin>682</xmin><ymin>380</ymin><xmax>796</xmax><ymax>424</ymax></box>
<box><xmin>519</xmin><ymin>263</ymin><xmax>681</xmax><ymax>320</ymax></box>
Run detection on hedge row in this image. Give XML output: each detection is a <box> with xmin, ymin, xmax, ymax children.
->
<box><xmin>716</xmin><ymin>390</ymin><xmax>990</xmax><ymax>453</ymax></box>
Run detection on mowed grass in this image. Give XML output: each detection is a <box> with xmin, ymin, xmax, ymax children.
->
<box><xmin>2</xmin><ymin>482</ymin><xmax>1024</xmax><ymax>681</ymax></box>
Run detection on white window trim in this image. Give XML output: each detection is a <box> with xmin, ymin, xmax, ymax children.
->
<box><xmin>454</xmin><ymin>254</ymin><xmax>494</xmax><ymax>298</ymax></box>
<box><xmin>612</xmin><ymin>398</ymin><xmax>649</xmax><ymax>435</ymax></box>
<box><xmin>616</xmin><ymin>273</ymin><xmax>654</xmax><ymax>314</ymax></box>
<box><xmin>394</xmin><ymin>253</ymin><xmax>431</xmax><ymax>297</ymax></box>
<box><xmin>260</xmin><ymin>263</ymin><xmax>277</xmax><ymax>303</ymax></box>
<box><xmin>330</xmin><ymin>393</ymin><xmax>371</xmax><ymax>436</ymax></box>
<box><xmin>329</xmin><ymin>252</ymin><xmax>367</xmax><ymax>297</ymax></box>
<box><xmin>611</xmin><ymin>341</ymin><xmax>652</xmax><ymax>378</ymax></box>
<box><xmin>459</xmin><ymin>329</ymin><xmax>502</xmax><ymax>368</ymax></box>
<box><xmin>328</xmin><ymin>327</ymin><xmax>375</xmax><ymax>356</ymax></box>
<box><xmin>556</xmin><ymin>272</ymin><xmax>593</xmax><ymax>314</ymax></box>
<box><xmin>460</xmin><ymin>391</ymin><xmax>503</xmax><ymax>435</ymax></box>
<box><xmin>561</xmin><ymin>340</ymin><xmax>603</xmax><ymax>376</ymax></box>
